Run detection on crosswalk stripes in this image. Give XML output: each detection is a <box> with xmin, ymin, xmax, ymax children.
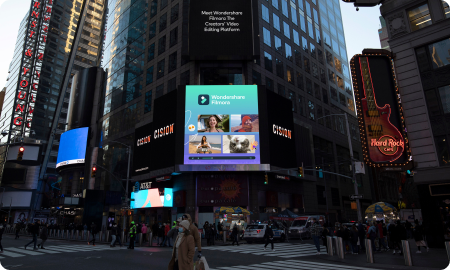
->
<box><xmin>0</xmin><ymin>245</ymin><xmax>121</xmax><ymax>259</ymax></box>
<box><xmin>209</xmin><ymin>259</ymin><xmax>384</xmax><ymax>270</ymax></box>
<box><xmin>201</xmin><ymin>243</ymin><xmax>319</xmax><ymax>258</ymax></box>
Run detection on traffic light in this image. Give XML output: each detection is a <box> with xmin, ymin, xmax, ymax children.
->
<box><xmin>297</xmin><ymin>167</ymin><xmax>303</xmax><ymax>177</ymax></box>
<box><xmin>91</xmin><ymin>166</ymin><xmax>97</xmax><ymax>177</ymax></box>
<box><xmin>17</xmin><ymin>146</ymin><xmax>25</xmax><ymax>161</ymax></box>
<box><xmin>406</xmin><ymin>169</ymin><xmax>414</xmax><ymax>177</ymax></box>
<box><xmin>264</xmin><ymin>174</ymin><xmax>268</xmax><ymax>185</ymax></box>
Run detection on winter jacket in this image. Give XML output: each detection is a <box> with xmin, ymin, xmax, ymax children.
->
<box><xmin>167</xmin><ymin>227</ymin><xmax>178</xmax><ymax>240</ymax></box>
<box><xmin>40</xmin><ymin>226</ymin><xmax>48</xmax><ymax>240</ymax></box>
<box><xmin>165</xmin><ymin>224</ymin><xmax>170</xmax><ymax>236</ymax></box>
<box><xmin>264</xmin><ymin>226</ymin><xmax>274</xmax><ymax>239</ymax></box>
<box><xmin>30</xmin><ymin>223</ymin><xmax>40</xmax><ymax>235</ymax></box>
<box><xmin>342</xmin><ymin>228</ymin><xmax>351</xmax><ymax>241</ymax></box>
<box><xmin>310</xmin><ymin>222</ymin><xmax>322</xmax><ymax>237</ymax></box>
<box><xmin>368</xmin><ymin>225</ymin><xmax>377</xmax><ymax>239</ymax></box>
<box><xmin>168</xmin><ymin>234</ymin><xmax>195</xmax><ymax>270</ymax></box>
<box><xmin>142</xmin><ymin>225</ymin><xmax>147</xmax><ymax>234</ymax></box>
<box><xmin>358</xmin><ymin>224</ymin><xmax>366</xmax><ymax>237</ymax></box>
<box><xmin>0</xmin><ymin>227</ymin><xmax>4</xmax><ymax>240</ymax></box>
<box><xmin>184</xmin><ymin>213</ymin><xmax>201</xmax><ymax>252</ymax></box>
<box><xmin>377</xmin><ymin>223</ymin><xmax>384</xmax><ymax>238</ymax></box>
<box><xmin>111</xmin><ymin>226</ymin><xmax>118</xmax><ymax>236</ymax></box>
<box><xmin>205</xmin><ymin>225</ymin><xmax>213</xmax><ymax>238</ymax></box>
<box><xmin>158</xmin><ymin>225</ymin><xmax>165</xmax><ymax>237</ymax></box>
<box><xmin>91</xmin><ymin>224</ymin><xmax>98</xmax><ymax>234</ymax></box>
<box><xmin>396</xmin><ymin>224</ymin><xmax>407</xmax><ymax>240</ymax></box>
<box><xmin>350</xmin><ymin>230</ymin><xmax>358</xmax><ymax>243</ymax></box>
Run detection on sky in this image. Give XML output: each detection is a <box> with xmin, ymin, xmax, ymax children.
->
<box><xmin>0</xmin><ymin>0</ymin><xmax>383</xmax><ymax>91</ymax></box>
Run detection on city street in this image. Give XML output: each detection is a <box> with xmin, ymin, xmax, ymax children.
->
<box><xmin>0</xmin><ymin>234</ymin><xmax>447</xmax><ymax>270</ymax></box>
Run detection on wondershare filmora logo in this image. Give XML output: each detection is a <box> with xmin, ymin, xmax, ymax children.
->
<box><xmin>198</xmin><ymin>94</ymin><xmax>209</xmax><ymax>105</ymax></box>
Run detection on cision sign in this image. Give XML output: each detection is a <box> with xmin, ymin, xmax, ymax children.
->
<box><xmin>188</xmin><ymin>0</ymin><xmax>255</xmax><ymax>60</ymax></box>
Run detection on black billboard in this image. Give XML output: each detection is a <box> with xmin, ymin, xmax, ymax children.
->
<box><xmin>188</xmin><ymin>0</ymin><xmax>256</xmax><ymax>60</ymax></box>
<box><xmin>133</xmin><ymin>123</ymin><xmax>153</xmax><ymax>176</ymax></box>
<box><xmin>259</xmin><ymin>88</ymin><xmax>297</xmax><ymax>168</ymax></box>
<box><xmin>350</xmin><ymin>54</ymin><xmax>410</xmax><ymax>166</ymax></box>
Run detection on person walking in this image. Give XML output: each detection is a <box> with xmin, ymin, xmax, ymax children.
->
<box><xmin>205</xmin><ymin>223</ymin><xmax>213</xmax><ymax>246</ymax></box>
<box><xmin>217</xmin><ymin>222</ymin><xmax>223</xmax><ymax>241</ymax></box>
<box><xmin>357</xmin><ymin>221</ymin><xmax>366</xmax><ymax>251</ymax></box>
<box><xmin>377</xmin><ymin>221</ymin><xmax>389</xmax><ymax>251</ymax></box>
<box><xmin>181</xmin><ymin>214</ymin><xmax>202</xmax><ymax>258</ymax></box>
<box><xmin>368</xmin><ymin>222</ymin><xmax>377</xmax><ymax>253</ymax></box>
<box><xmin>211</xmin><ymin>224</ymin><xmax>215</xmax><ymax>246</ymax></box>
<box><xmin>350</xmin><ymin>224</ymin><xmax>359</xmax><ymax>254</ymax></box>
<box><xmin>128</xmin><ymin>221</ymin><xmax>137</xmax><ymax>249</ymax></box>
<box><xmin>114</xmin><ymin>224</ymin><xmax>123</xmax><ymax>247</ymax></box>
<box><xmin>25</xmin><ymin>220</ymin><xmax>40</xmax><ymax>250</ymax></box>
<box><xmin>88</xmin><ymin>222</ymin><xmax>98</xmax><ymax>246</ymax></box>
<box><xmin>158</xmin><ymin>223</ymin><xmax>165</xmax><ymax>246</ymax></box>
<box><xmin>167</xmin><ymin>223</ymin><xmax>179</xmax><ymax>248</ymax></box>
<box><xmin>15</xmin><ymin>223</ymin><xmax>21</xmax><ymax>240</ymax></box>
<box><xmin>111</xmin><ymin>223</ymin><xmax>117</xmax><ymax>247</ymax></box>
<box><xmin>342</xmin><ymin>225</ymin><xmax>352</xmax><ymax>254</ymax></box>
<box><xmin>152</xmin><ymin>222</ymin><xmax>159</xmax><ymax>245</ymax></box>
<box><xmin>0</xmin><ymin>224</ymin><xmax>4</xmax><ymax>253</ymax></box>
<box><xmin>413</xmin><ymin>220</ymin><xmax>429</xmax><ymax>253</ymax></box>
<box><xmin>389</xmin><ymin>220</ymin><xmax>400</xmax><ymax>255</ymax></box>
<box><xmin>321</xmin><ymin>225</ymin><xmax>330</xmax><ymax>253</ymax></box>
<box><xmin>263</xmin><ymin>223</ymin><xmax>275</xmax><ymax>251</ymax></box>
<box><xmin>141</xmin><ymin>223</ymin><xmax>148</xmax><ymax>243</ymax></box>
<box><xmin>37</xmin><ymin>223</ymin><xmax>48</xmax><ymax>249</ymax></box>
<box><xmin>168</xmin><ymin>220</ymin><xmax>195</xmax><ymax>270</ymax></box>
<box><xmin>310</xmin><ymin>218</ymin><xmax>322</xmax><ymax>255</ymax></box>
<box><xmin>231</xmin><ymin>224</ymin><xmax>239</xmax><ymax>246</ymax></box>
<box><xmin>405</xmin><ymin>220</ymin><xmax>412</xmax><ymax>239</ymax></box>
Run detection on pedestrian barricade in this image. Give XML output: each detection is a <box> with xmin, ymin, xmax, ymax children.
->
<box><xmin>401</xmin><ymin>240</ymin><xmax>413</xmax><ymax>266</ymax></box>
<box><xmin>326</xmin><ymin>236</ymin><xmax>333</xmax><ymax>256</ymax></box>
<box><xmin>365</xmin><ymin>239</ymin><xmax>374</xmax><ymax>263</ymax></box>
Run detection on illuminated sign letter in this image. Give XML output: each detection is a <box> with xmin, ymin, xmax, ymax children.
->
<box><xmin>18</xmin><ymin>91</ymin><xmax>27</xmax><ymax>100</ymax></box>
<box><xmin>15</xmin><ymin>104</ymin><xmax>25</xmax><ymax>112</ymax></box>
<box><xmin>31</xmin><ymin>11</ymin><xmax>39</xmax><ymax>18</ymax></box>
<box><xmin>13</xmin><ymin>117</ymin><xmax>23</xmax><ymax>126</ymax></box>
<box><xmin>20</xmin><ymin>80</ymin><xmax>29</xmax><ymax>88</ymax></box>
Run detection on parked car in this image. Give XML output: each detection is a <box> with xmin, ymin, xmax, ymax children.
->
<box><xmin>288</xmin><ymin>215</ymin><xmax>325</xmax><ymax>239</ymax></box>
<box><xmin>243</xmin><ymin>222</ymin><xmax>286</xmax><ymax>243</ymax></box>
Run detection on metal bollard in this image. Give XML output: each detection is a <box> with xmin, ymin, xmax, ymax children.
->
<box><xmin>401</xmin><ymin>240</ymin><xmax>413</xmax><ymax>266</ymax></box>
<box><xmin>99</xmin><ymin>231</ymin><xmax>103</xmax><ymax>242</ymax></box>
<box><xmin>122</xmin><ymin>231</ymin><xmax>125</xmax><ymax>244</ymax></box>
<box><xmin>327</xmin><ymin>236</ymin><xmax>333</xmax><ymax>256</ymax></box>
<box><xmin>445</xmin><ymin>241</ymin><xmax>450</xmax><ymax>262</ymax></box>
<box><xmin>149</xmin><ymin>233</ymin><xmax>153</xmax><ymax>246</ymax></box>
<box><xmin>337</xmin><ymin>237</ymin><xmax>345</xmax><ymax>259</ymax></box>
<box><xmin>223</xmin><ymin>231</ymin><xmax>226</xmax><ymax>242</ymax></box>
<box><xmin>365</xmin><ymin>239</ymin><xmax>374</xmax><ymax>263</ymax></box>
<box><xmin>66</xmin><ymin>230</ymin><xmax>70</xmax><ymax>239</ymax></box>
<box><xmin>106</xmin><ymin>231</ymin><xmax>110</xmax><ymax>242</ymax></box>
<box><xmin>139</xmin><ymin>233</ymin><xmax>143</xmax><ymax>246</ymax></box>
<box><xmin>76</xmin><ymin>231</ymin><xmax>79</xmax><ymax>239</ymax></box>
<box><xmin>87</xmin><ymin>231</ymin><xmax>90</xmax><ymax>241</ymax></box>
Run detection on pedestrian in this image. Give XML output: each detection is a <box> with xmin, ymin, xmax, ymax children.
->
<box><xmin>405</xmin><ymin>220</ymin><xmax>412</xmax><ymax>239</ymax></box>
<box><xmin>15</xmin><ymin>223</ymin><xmax>21</xmax><ymax>239</ymax></box>
<box><xmin>25</xmin><ymin>220</ymin><xmax>40</xmax><ymax>250</ymax></box>
<box><xmin>152</xmin><ymin>222</ymin><xmax>159</xmax><ymax>245</ymax></box>
<box><xmin>350</xmin><ymin>224</ymin><xmax>359</xmax><ymax>254</ymax></box>
<box><xmin>158</xmin><ymin>223</ymin><xmax>165</xmax><ymax>246</ymax></box>
<box><xmin>88</xmin><ymin>222</ymin><xmax>97</xmax><ymax>246</ymax></box>
<box><xmin>394</xmin><ymin>220</ymin><xmax>406</xmax><ymax>255</ymax></box>
<box><xmin>389</xmin><ymin>220</ymin><xmax>400</xmax><ymax>254</ymax></box>
<box><xmin>357</xmin><ymin>221</ymin><xmax>366</xmax><ymax>251</ymax></box>
<box><xmin>377</xmin><ymin>221</ymin><xmax>389</xmax><ymax>251</ymax></box>
<box><xmin>181</xmin><ymin>214</ymin><xmax>202</xmax><ymax>258</ymax></box>
<box><xmin>309</xmin><ymin>218</ymin><xmax>321</xmax><ymax>254</ymax></box>
<box><xmin>217</xmin><ymin>222</ymin><xmax>223</xmax><ymax>241</ymax></box>
<box><xmin>231</xmin><ymin>224</ymin><xmax>239</xmax><ymax>246</ymax></box>
<box><xmin>167</xmin><ymin>223</ymin><xmax>178</xmax><ymax>248</ymax></box>
<box><xmin>0</xmin><ymin>223</ymin><xmax>4</xmax><ymax>253</ymax></box>
<box><xmin>141</xmin><ymin>223</ymin><xmax>147</xmax><ymax>243</ymax></box>
<box><xmin>368</xmin><ymin>222</ymin><xmax>377</xmax><ymax>253</ymax></box>
<box><xmin>128</xmin><ymin>221</ymin><xmax>137</xmax><ymax>249</ymax></box>
<box><xmin>110</xmin><ymin>223</ymin><xmax>117</xmax><ymax>247</ymax></box>
<box><xmin>342</xmin><ymin>225</ymin><xmax>352</xmax><ymax>254</ymax></box>
<box><xmin>37</xmin><ymin>223</ymin><xmax>48</xmax><ymax>249</ymax></box>
<box><xmin>211</xmin><ymin>224</ymin><xmax>215</xmax><ymax>246</ymax></box>
<box><xmin>168</xmin><ymin>220</ymin><xmax>195</xmax><ymax>270</ymax></box>
<box><xmin>263</xmin><ymin>223</ymin><xmax>275</xmax><ymax>251</ymax></box>
<box><xmin>205</xmin><ymin>223</ymin><xmax>213</xmax><ymax>246</ymax></box>
<box><xmin>321</xmin><ymin>225</ymin><xmax>329</xmax><ymax>253</ymax></box>
<box><xmin>413</xmin><ymin>219</ymin><xmax>429</xmax><ymax>253</ymax></box>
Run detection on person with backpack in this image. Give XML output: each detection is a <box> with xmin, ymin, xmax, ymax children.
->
<box><xmin>263</xmin><ymin>223</ymin><xmax>274</xmax><ymax>251</ymax></box>
<box><xmin>88</xmin><ymin>222</ymin><xmax>97</xmax><ymax>246</ymax></box>
<box><xmin>25</xmin><ymin>220</ymin><xmax>40</xmax><ymax>250</ymax></box>
<box><xmin>368</xmin><ymin>222</ymin><xmax>377</xmax><ymax>253</ymax></box>
<box><xmin>37</xmin><ymin>223</ymin><xmax>48</xmax><ymax>249</ymax></box>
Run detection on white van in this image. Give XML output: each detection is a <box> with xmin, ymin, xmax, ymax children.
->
<box><xmin>288</xmin><ymin>215</ymin><xmax>325</xmax><ymax>239</ymax></box>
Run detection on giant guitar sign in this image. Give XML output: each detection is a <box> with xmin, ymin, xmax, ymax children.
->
<box><xmin>350</xmin><ymin>54</ymin><xmax>411</xmax><ymax>167</ymax></box>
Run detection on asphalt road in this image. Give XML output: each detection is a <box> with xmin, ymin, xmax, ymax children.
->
<box><xmin>0</xmin><ymin>235</ymin><xmax>447</xmax><ymax>270</ymax></box>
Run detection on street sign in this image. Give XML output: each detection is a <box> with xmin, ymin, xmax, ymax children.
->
<box><xmin>350</xmin><ymin>194</ymin><xmax>363</xmax><ymax>200</ymax></box>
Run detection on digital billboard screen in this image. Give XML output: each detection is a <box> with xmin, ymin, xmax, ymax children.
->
<box><xmin>56</xmin><ymin>127</ymin><xmax>89</xmax><ymax>168</ymax></box>
<box><xmin>130</xmin><ymin>188</ymin><xmax>173</xmax><ymax>209</ymax></box>
<box><xmin>184</xmin><ymin>85</ymin><xmax>260</xmax><ymax>165</ymax></box>
<box><xmin>188</xmin><ymin>0</ymin><xmax>255</xmax><ymax>60</ymax></box>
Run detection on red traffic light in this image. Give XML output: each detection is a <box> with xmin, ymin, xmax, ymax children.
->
<box><xmin>92</xmin><ymin>167</ymin><xmax>97</xmax><ymax>171</ymax></box>
<box><xmin>19</xmin><ymin>147</ymin><xmax>25</xmax><ymax>152</ymax></box>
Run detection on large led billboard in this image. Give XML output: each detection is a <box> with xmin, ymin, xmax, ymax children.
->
<box><xmin>184</xmin><ymin>85</ymin><xmax>260</xmax><ymax>165</ymax></box>
<box><xmin>56</xmin><ymin>127</ymin><xmax>89</xmax><ymax>168</ymax></box>
<box><xmin>350</xmin><ymin>54</ymin><xmax>411</xmax><ymax>166</ymax></box>
<box><xmin>130</xmin><ymin>188</ymin><xmax>173</xmax><ymax>209</ymax></box>
<box><xmin>188</xmin><ymin>0</ymin><xmax>256</xmax><ymax>60</ymax></box>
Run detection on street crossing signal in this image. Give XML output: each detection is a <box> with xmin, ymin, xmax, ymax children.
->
<box><xmin>91</xmin><ymin>166</ymin><xmax>97</xmax><ymax>177</ymax></box>
<box><xmin>297</xmin><ymin>167</ymin><xmax>303</xmax><ymax>177</ymax></box>
<box><xmin>17</xmin><ymin>146</ymin><xmax>25</xmax><ymax>161</ymax></box>
<box><xmin>264</xmin><ymin>174</ymin><xmax>268</xmax><ymax>184</ymax></box>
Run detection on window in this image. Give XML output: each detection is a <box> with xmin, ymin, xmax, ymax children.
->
<box><xmin>159</xmin><ymin>13</ymin><xmax>167</xmax><ymax>32</ymax></box>
<box><xmin>287</xmin><ymin>65</ymin><xmax>294</xmax><ymax>84</ymax></box>
<box><xmin>158</xmin><ymin>35</ymin><xmax>166</xmax><ymax>55</ymax></box>
<box><xmin>295</xmin><ymin>50</ymin><xmax>302</xmax><ymax>68</ymax></box>
<box><xmin>149</xmin><ymin>22</ymin><xmax>156</xmax><ymax>40</ymax></box>
<box><xmin>274</xmin><ymin>14</ymin><xmax>281</xmax><ymax>31</ymax></box>
<box><xmin>321</xmin><ymin>16</ymin><xmax>328</xmax><ymax>29</ymax></box>
<box><xmin>336</xmin><ymin>75</ymin><xmax>344</xmax><ymax>90</ymax></box>
<box><xmin>320</xmin><ymin>68</ymin><xmax>326</xmax><ymax>84</ymax></box>
<box><xmin>330</xmin><ymin>87</ymin><xmax>338</xmax><ymax>101</ymax></box>
<box><xmin>297</xmin><ymin>71</ymin><xmax>304</xmax><ymax>90</ymax></box>
<box><xmin>339</xmin><ymin>92</ymin><xmax>346</xmax><ymax>106</ymax></box>
<box><xmin>332</xmin><ymin>39</ymin><xmax>339</xmax><ymax>54</ymax></box>
<box><xmin>291</xmin><ymin>6</ymin><xmax>298</xmax><ymax>25</ymax></box>
<box><xmin>282</xmin><ymin>0</ymin><xmax>289</xmax><ymax>17</ymax></box>
<box><xmin>306</xmin><ymin>78</ymin><xmax>312</xmax><ymax>95</ymax></box>
<box><xmin>278</xmin><ymin>84</ymin><xmax>286</xmax><ymax>97</ymax></box>
<box><xmin>326</xmin><ymin>50</ymin><xmax>333</xmax><ymax>67</ymax></box>
<box><xmin>262</xmin><ymin>5</ymin><xmax>270</xmax><ymax>22</ymax></box>
<box><xmin>334</xmin><ymin>57</ymin><xmax>342</xmax><ymax>73</ymax></box>
<box><xmin>266</xmin><ymin>77</ymin><xmax>274</xmax><ymax>91</ymax></box>
<box><xmin>323</xmin><ymin>31</ymin><xmax>331</xmax><ymax>48</ymax></box>
<box><xmin>304</xmin><ymin>56</ymin><xmax>310</xmax><ymax>73</ymax></box>
<box><xmin>293</xmin><ymin>29</ymin><xmax>300</xmax><ymax>45</ymax></box>
<box><xmin>171</xmin><ymin>4</ymin><xmax>179</xmax><ymax>23</ymax></box>
<box><xmin>289</xmin><ymin>90</ymin><xmax>297</xmax><ymax>112</ymax></box>
<box><xmin>299</xmin><ymin>11</ymin><xmax>306</xmax><ymax>32</ymax></box>
<box><xmin>275</xmin><ymin>35</ymin><xmax>282</xmax><ymax>54</ymax></box>
<box><xmin>324</xmin><ymin>109</ymin><xmax>331</xmax><ymax>128</ymax></box>
<box><xmin>408</xmin><ymin>3</ymin><xmax>432</xmax><ymax>32</ymax></box>
<box><xmin>313</xmin><ymin>8</ymin><xmax>319</xmax><ymax>24</ymax></box>
<box><xmin>276</xmin><ymin>58</ymin><xmax>284</xmax><ymax>78</ymax></box>
<box><xmin>317</xmin><ymin>104</ymin><xmax>323</xmax><ymax>124</ymax></box>
<box><xmin>264</xmin><ymin>51</ymin><xmax>273</xmax><ymax>72</ymax></box>
<box><xmin>148</xmin><ymin>43</ymin><xmax>155</xmax><ymax>62</ymax></box>
<box><xmin>439</xmin><ymin>85</ymin><xmax>450</xmax><ymax>114</ymax></box>
<box><xmin>345</xmin><ymin>81</ymin><xmax>352</xmax><ymax>95</ymax></box>
<box><xmin>314</xmin><ymin>83</ymin><xmax>321</xmax><ymax>100</ymax></box>
<box><xmin>144</xmin><ymin>91</ymin><xmax>152</xmax><ymax>113</ymax></box>
<box><xmin>272</xmin><ymin>0</ymin><xmax>279</xmax><ymax>9</ymax></box>
<box><xmin>168</xmin><ymin>51</ymin><xmax>177</xmax><ymax>73</ymax></box>
<box><xmin>157</xmin><ymin>59</ymin><xmax>165</xmax><ymax>79</ymax></box>
<box><xmin>428</xmin><ymin>38</ymin><xmax>450</xmax><ymax>69</ymax></box>
<box><xmin>285</xmin><ymin>43</ymin><xmax>292</xmax><ymax>60</ymax></box>
<box><xmin>283</xmin><ymin>21</ymin><xmax>290</xmax><ymax>38</ymax></box>
<box><xmin>312</xmin><ymin>0</ymin><xmax>316</xmax><ymax>4</ymax></box>
<box><xmin>263</xmin><ymin>27</ymin><xmax>271</xmax><ymax>46</ymax></box>
<box><xmin>425</xmin><ymin>89</ymin><xmax>441</xmax><ymax>116</ymax></box>
<box><xmin>310</xmin><ymin>43</ymin><xmax>316</xmax><ymax>58</ymax></box>
<box><xmin>169</xmin><ymin>27</ymin><xmax>178</xmax><ymax>47</ymax></box>
<box><xmin>318</xmin><ymin>49</ymin><xmax>323</xmax><ymax>64</ymax></box>
<box><xmin>308</xmin><ymin>21</ymin><xmax>314</xmax><ymax>39</ymax></box>
<box><xmin>302</xmin><ymin>36</ymin><xmax>308</xmax><ymax>52</ymax></box>
<box><xmin>330</xmin><ymin>25</ymin><xmax>337</xmax><ymax>37</ymax></box>
<box><xmin>312</xmin><ymin>62</ymin><xmax>318</xmax><ymax>79</ymax></box>
<box><xmin>331</xmin><ymin>188</ymin><xmax>340</xmax><ymax>206</ymax></box>
<box><xmin>348</xmin><ymin>98</ymin><xmax>355</xmax><ymax>112</ymax></box>
<box><xmin>316</xmin><ymin>28</ymin><xmax>321</xmax><ymax>45</ymax></box>
<box><xmin>252</xmin><ymin>69</ymin><xmax>262</xmax><ymax>85</ymax></box>
<box><xmin>156</xmin><ymin>84</ymin><xmax>164</xmax><ymax>98</ymax></box>
<box><xmin>323</xmin><ymin>88</ymin><xmax>328</xmax><ymax>104</ymax></box>
<box><xmin>298</xmin><ymin>95</ymin><xmax>305</xmax><ymax>116</ymax></box>
<box><xmin>150</xmin><ymin>0</ymin><xmax>158</xmax><ymax>18</ymax></box>
<box><xmin>305</xmin><ymin>1</ymin><xmax>311</xmax><ymax>17</ymax></box>
<box><xmin>160</xmin><ymin>0</ymin><xmax>168</xmax><ymax>10</ymax></box>
<box><xmin>181</xmin><ymin>70</ymin><xmax>190</xmax><ymax>85</ymax></box>
<box><xmin>338</xmin><ymin>33</ymin><xmax>345</xmax><ymax>44</ymax></box>
<box><xmin>443</xmin><ymin>0</ymin><xmax>450</xmax><ymax>19</ymax></box>
<box><xmin>146</xmin><ymin>66</ymin><xmax>154</xmax><ymax>85</ymax></box>
<box><xmin>308</xmin><ymin>100</ymin><xmax>315</xmax><ymax>120</ymax></box>
<box><xmin>168</xmin><ymin>77</ymin><xmax>177</xmax><ymax>92</ymax></box>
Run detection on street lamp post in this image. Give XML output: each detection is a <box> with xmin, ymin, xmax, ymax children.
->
<box><xmin>316</xmin><ymin>113</ymin><xmax>363</xmax><ymax>222</ymax></box>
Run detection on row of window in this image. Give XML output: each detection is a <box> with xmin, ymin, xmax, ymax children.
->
<box><xmin>148</xmin><ymin>27</ymin><xmax>178</xmax><ymax>61</ymax></box>
<box><xmin>149</xmin><ymin>4</ymin><xmax>179</xmax><ymax>39</ymax></box>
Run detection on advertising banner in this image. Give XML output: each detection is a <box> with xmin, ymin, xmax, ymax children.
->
<box><xmin>197</xmin><ymin>174</ymin><xmax>248</xmax><ymax>206</ymax></box>
<box><xmin>56</xmin><ymin>127</ymin><xmax>89</xmax><ymax>168</ymax></box>
<box><xmin>130</xmin><ymin>187</ymin><xmax>173</xmax><ymax>209</ymax></box>
<box><xmin>14</xmin><ymin>211</ymin><xmax>29</xmax><ymax>224</ymax></box>
<box><xmin>173</xmin><ymin>190</ymin><xmax>186</xmax><ymax>207</ymax></box>
<box><xmin>350</xmin><ymin>54</ymin><xmax>410</xmax><ymax>166</ymax></box>
<box><xmin>184</xmin><ymin>85</ymin><xmax>260</xmax><ymax>165</ymax></box>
